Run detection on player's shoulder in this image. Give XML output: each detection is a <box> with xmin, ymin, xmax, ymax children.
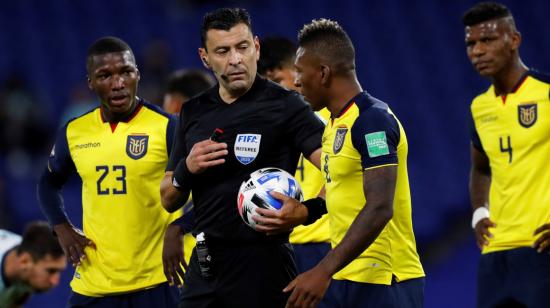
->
<box><xmin>470</xmin><ymin>84</ymin><xmax>494</xmax><ymax>109</ymax></box>
<box><xmin>355</xmin><ymin>92</ymin><xmax>395</xmax><ymax>122</ymax></box>
<box><xmin>141</xmin><ymin>100</ymin><xmax>174</xmax><ymax>120</ymax></box>
<box><xmin>65</xmin><ymin>106</ymin><xmax>99</xmax><ymax>126</ymax></box>
<box><xmin>528</xmin><ymin>69</ymin><xmax>550</xmax><ymax>85</ymax></box>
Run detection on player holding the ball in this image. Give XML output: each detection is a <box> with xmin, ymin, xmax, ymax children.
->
<box><xmin>269</xmin><ymin>19</ymin><xmax>425</xmax><ymax>308</ymax></box>
<box><xmin>160</xmin><ymin>8</ymin><xmax>325</xmax><ymax>308</ymax></box>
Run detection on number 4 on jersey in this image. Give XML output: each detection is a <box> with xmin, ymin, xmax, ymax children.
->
<box><xmin>499</xmin><ymin>136</ymin><xmax>512</xmax><ymax>164</ymax></box>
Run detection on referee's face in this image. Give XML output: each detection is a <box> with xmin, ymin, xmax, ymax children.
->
<box><xmin>88</xmin><ymin>51</ymin><xmax>140</xmax><ymax>117</ymax></box>
<box><xmin>200</xmin><ymin>23</ymin><xmax>259</xmax><ymax>98</ymax></box>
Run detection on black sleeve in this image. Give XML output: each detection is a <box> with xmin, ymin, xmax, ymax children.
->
<box><xmin>284</xmin><ymin>93</ymin><xmax>324</xmax><ymax>157</ymax></box>
<box><xmin>36</xmin><ymin>124</ymin><xmax>76</xmax><ymax>225</ymax></box>
<box><xmin>166</xmin><ymin>110</ymin><xmax>188</xmax><ymax>171</ymax></box>
<box><xmin>351</xmin><ymin>108</ymin><xmax>399</xmax><ymax>169</ymax></box>
<box><xmin>468</xmin><ymin>110</ymin><xmax>484</xmax><ymax>152</ymax></box>
<box><xmin>166</xmin><ymin>114</ymin><xmax>178</xmax><ymax>157</ymax></box>
<box><xmin>169</xmin><ymin>200</ymin><xmax>195</xmax><ymax>233</ymax></box>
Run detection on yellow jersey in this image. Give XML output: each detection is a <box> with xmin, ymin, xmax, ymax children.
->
<box><xmin>290</xmin><ymin>108</ymin><xmax>330</xmax><ymax>244</ymax></box>
<box><xmin>48</xmin><ymin>101</ymin><xmax>179</xmax><ymax>296</ymax></box>
<box><xmin>470</xmin><ymin>72</ymin><xmax>550</xmax><ymax>254</ymax></box>
<box><xmin>322</xmin><ymin>92</ymin><xmax>424</xmax><ymax>284</ymax></box>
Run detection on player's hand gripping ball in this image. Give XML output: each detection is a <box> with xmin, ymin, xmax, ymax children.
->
<box><xmin>237</xmin><ymin>167</ymin><xmax>303</xmax><ymax>230</ymax></box>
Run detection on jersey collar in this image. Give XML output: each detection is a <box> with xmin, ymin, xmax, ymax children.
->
<box><xmin>100</xmin><ymin>98</ymin><xmax>144</xmax><ymax>123</ymax></box>
<box><xmin>332</xmin><ymin>91</ymin><xmax>370</xmax><ymax>118</ymax></box>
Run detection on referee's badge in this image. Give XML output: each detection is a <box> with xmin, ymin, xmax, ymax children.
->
<box><xmin>126</xmin><ymin>135</ymin><xmax>149</xmax><ymax>160</ymax></box>
<box><xmin>333</xmin><ymin>127</ymin><xmax>348</xmax><ymax>154</ymax></box>
<box><xmin>518</xmin><ymin>103</ymin><xmax>537</xmax><ymax>128</ymax></box>
<box><xmin>234</xmin><ymin>134</ymin><xmax>261</xmax><ymax>165</ymax></box>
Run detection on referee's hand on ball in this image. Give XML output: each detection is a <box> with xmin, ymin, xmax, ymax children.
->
<box><xmin>253</xmin><ymin>191</ymin><xmax>308</xmax><ymax>235</ymax></box>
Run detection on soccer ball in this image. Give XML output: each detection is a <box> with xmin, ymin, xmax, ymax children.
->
<box><xmin>237</xmin><ymin>167</ymin><xmax>303</xmax><ymax>230</ymax></box>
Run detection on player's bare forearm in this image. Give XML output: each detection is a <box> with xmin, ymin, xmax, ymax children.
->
<box><xmin>160</xmin><ymin>171</ymin><xmax>190</xmax><ymax>213</ymax></box>
<box><xmin>469</xmin><ymin>145</ymin><xmax>491</xmax><ymax>211</ymax></box>
<box><xmin>316</xmin><ymin>166</ymin><xmax>396</xmax><ymax>276</ymax></box>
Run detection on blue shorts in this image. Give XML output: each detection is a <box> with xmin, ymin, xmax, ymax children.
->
<box><xmin>292</xmin><ymin>242</ymin><xmax>331</xmax><ymax>273</ymax></box>
<box><xmin>478</xmin><ymin>247</ymin><xmax>550</xmax><ymax>308</ymax></box>
<box><xmin>329</xmin><ymin>277</ymin><xmax>425</xmax><ymax>308</ymax></box>
<box><xmin>292</xmin><ymin>242</ymin><xmax>339</xmax><ymax>308</ymax></box>
<box><xmin>67</xmin><ymin>283</ymin><xmax>178</xmax><ymax>308</ymax></box>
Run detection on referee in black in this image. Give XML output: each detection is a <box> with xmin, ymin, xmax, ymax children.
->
<box><xmin>160</xmin><ymin>8</ymin><xmax>324</xmax><ymax>308</ymax></box>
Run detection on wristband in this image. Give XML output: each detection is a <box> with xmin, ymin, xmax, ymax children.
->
<box><xmin>172</xmin><ymin>158</ymin><xmax>194</xmax><ymax>191</ymax></box>
<box><xmin>471</xmin><ymin>206</ymin><xmax>490</xmax><ymax>229</ymax></box>
<box><xmin>302</xmin><ymin>197</ymin><xmax>328</xmax><ymax>225</ymax></box>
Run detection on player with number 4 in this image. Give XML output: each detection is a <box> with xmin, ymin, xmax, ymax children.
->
<box><xmin>464</xmin><ymin>2</ymin><xmax>550</xmax><ymax>307</ymax></box>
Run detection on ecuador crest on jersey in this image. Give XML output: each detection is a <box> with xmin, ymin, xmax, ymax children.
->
<box><xmin>518</xmin><ymin>103</ymin><xmax>537</xmax><ymax>128</ymax></box>
<box><xmin>126</xmin><ymin>135</ymin><xmax>149</xmax><ymax>160</ymax></box>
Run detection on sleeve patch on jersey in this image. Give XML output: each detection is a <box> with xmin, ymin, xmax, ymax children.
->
<box><xmin>365</xmin><ymin>131</ymin><xmax>389</xmax><ymax>157</ymax></box>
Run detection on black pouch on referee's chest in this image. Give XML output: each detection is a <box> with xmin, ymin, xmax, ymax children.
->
<box><xmin>196</xmin><ymin>232</ymin><xmax>214</xmax><ymax>280</ymax></box>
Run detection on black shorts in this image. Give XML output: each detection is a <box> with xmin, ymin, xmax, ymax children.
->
<box><xmin>179</xmin><ymin>239</ymin><xmax>297</xmax><ymax>308</ymax></box>
<box><xmin>478</xmin><ymin>247</ymin><xmax>550</xmax><ymax>308</ymax></box>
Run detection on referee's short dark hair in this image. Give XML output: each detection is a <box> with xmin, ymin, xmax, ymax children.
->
<box><xmin>462</xmin><ymin>2</ymin><xmax>512</xmax><ymax>27</ymax></box>
<box><xmin>258</xmin><ymin>37</ymin><xmax>296</xmax><ymax>75</ymax></box>
<box><xmin>17</xmin><ymin>221</ymin><xmax>64</xmax><ymax>261</ymax></box>
<box><xmin>201</xmin><ymin>8</ymin><xmax>252</xmax><ymax>50</ymax></box>
<box><xmin>298</xmin><ymin>19</ymin><xmax>355</xmax><ymax>73</ymax></box>
<box><xmin>86</xmin><ymin>36</ymin><xmax>134</xmax><ymax>73</ymax></box>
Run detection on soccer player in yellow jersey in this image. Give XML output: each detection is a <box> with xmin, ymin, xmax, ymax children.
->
<box><xmin>279</xmin><ymin>19</ymin><xmax>425</xmax><ymax>308</ymax></box>
<box><xmin>463</xmin><ymin>3</ymin><xmax>550</xmax><ymax>307</ymax></box>
<box><xmin>37</xmin><ymin>37</ymin><xmax>179</xmax><ymax>307</ymax></box>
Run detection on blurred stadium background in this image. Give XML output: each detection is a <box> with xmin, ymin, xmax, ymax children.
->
<box><xmin>0</xmin><ymin>0</ymin><xmax>548</xmax><ymax>307</ymax></box>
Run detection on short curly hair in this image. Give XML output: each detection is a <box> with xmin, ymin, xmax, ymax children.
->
<box><xmin>462</xmin><ymin>2</ymin><xmax>512</xmax><ymax>26</ymax></box>
<box><xmin>298</xmin><ymin>19</ymin><xmax>355</xmax><ymax>72</ymax></box>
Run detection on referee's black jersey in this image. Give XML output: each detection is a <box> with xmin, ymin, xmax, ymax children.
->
<box><xmin>167</xmin><ymin>76</ymin><xmax>324</xmax><ymax>242</ymax></box>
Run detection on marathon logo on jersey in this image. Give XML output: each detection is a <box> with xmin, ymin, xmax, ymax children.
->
<box><xmin>333</xmin><ymin>128</ymin><xmax>348</xmax><ymax>154</ymax></box>
<box><xmin>126</xmin><ymin>135</ymin><xmax>149</xmax><ymax>160</ymax></box>
<box><xmin>518</xmin><ymin>103</ymin><xmax>537</xmax><ymax>128</ymax></box>
<box><xmin>234</xmin><ymin>134</ymin><xmax>261</xmax><ymax>165</ymax></box>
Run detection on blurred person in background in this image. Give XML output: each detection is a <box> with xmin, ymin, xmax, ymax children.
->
<box><xmin>161</xmin><ymin>67</ymin><xmax>214</xmax><ymax>288</ymax></box>
<box><xmin>464</xmin><ymin>2</ymin><xmax>550</xmax><ymax>307</ymax></box>
<box><xmin>0</xmin><ymin>73</ymin><xmax>53</xmax><ymax>178</ymax></box>
<box><xmin>258</xmin><ymin>36</ymin><xmax>337</xmax><ymax>307</ymax></box>
<box><xmin>138</xmin><ymin>39</ymin><xmax>172</xmax><ymax>105</ymax></box>
<box><xmin>37</xmin><ymin>36</ymin><xmax>179</xmax><ymax>307</ymax></box>
<box><xmin>0</xmin><ymin>221</ymin><xmax>66</xmax><ymax>308</ymax></box>
<box><xmin>162</xmin><ymin>68</ymin><xmax>215</xmax><ymax>114</ymax></box>
<box><xmin>58</xmin><ymin>81</ymin><xmax>97</xmax><ymax>127</ymax></box>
